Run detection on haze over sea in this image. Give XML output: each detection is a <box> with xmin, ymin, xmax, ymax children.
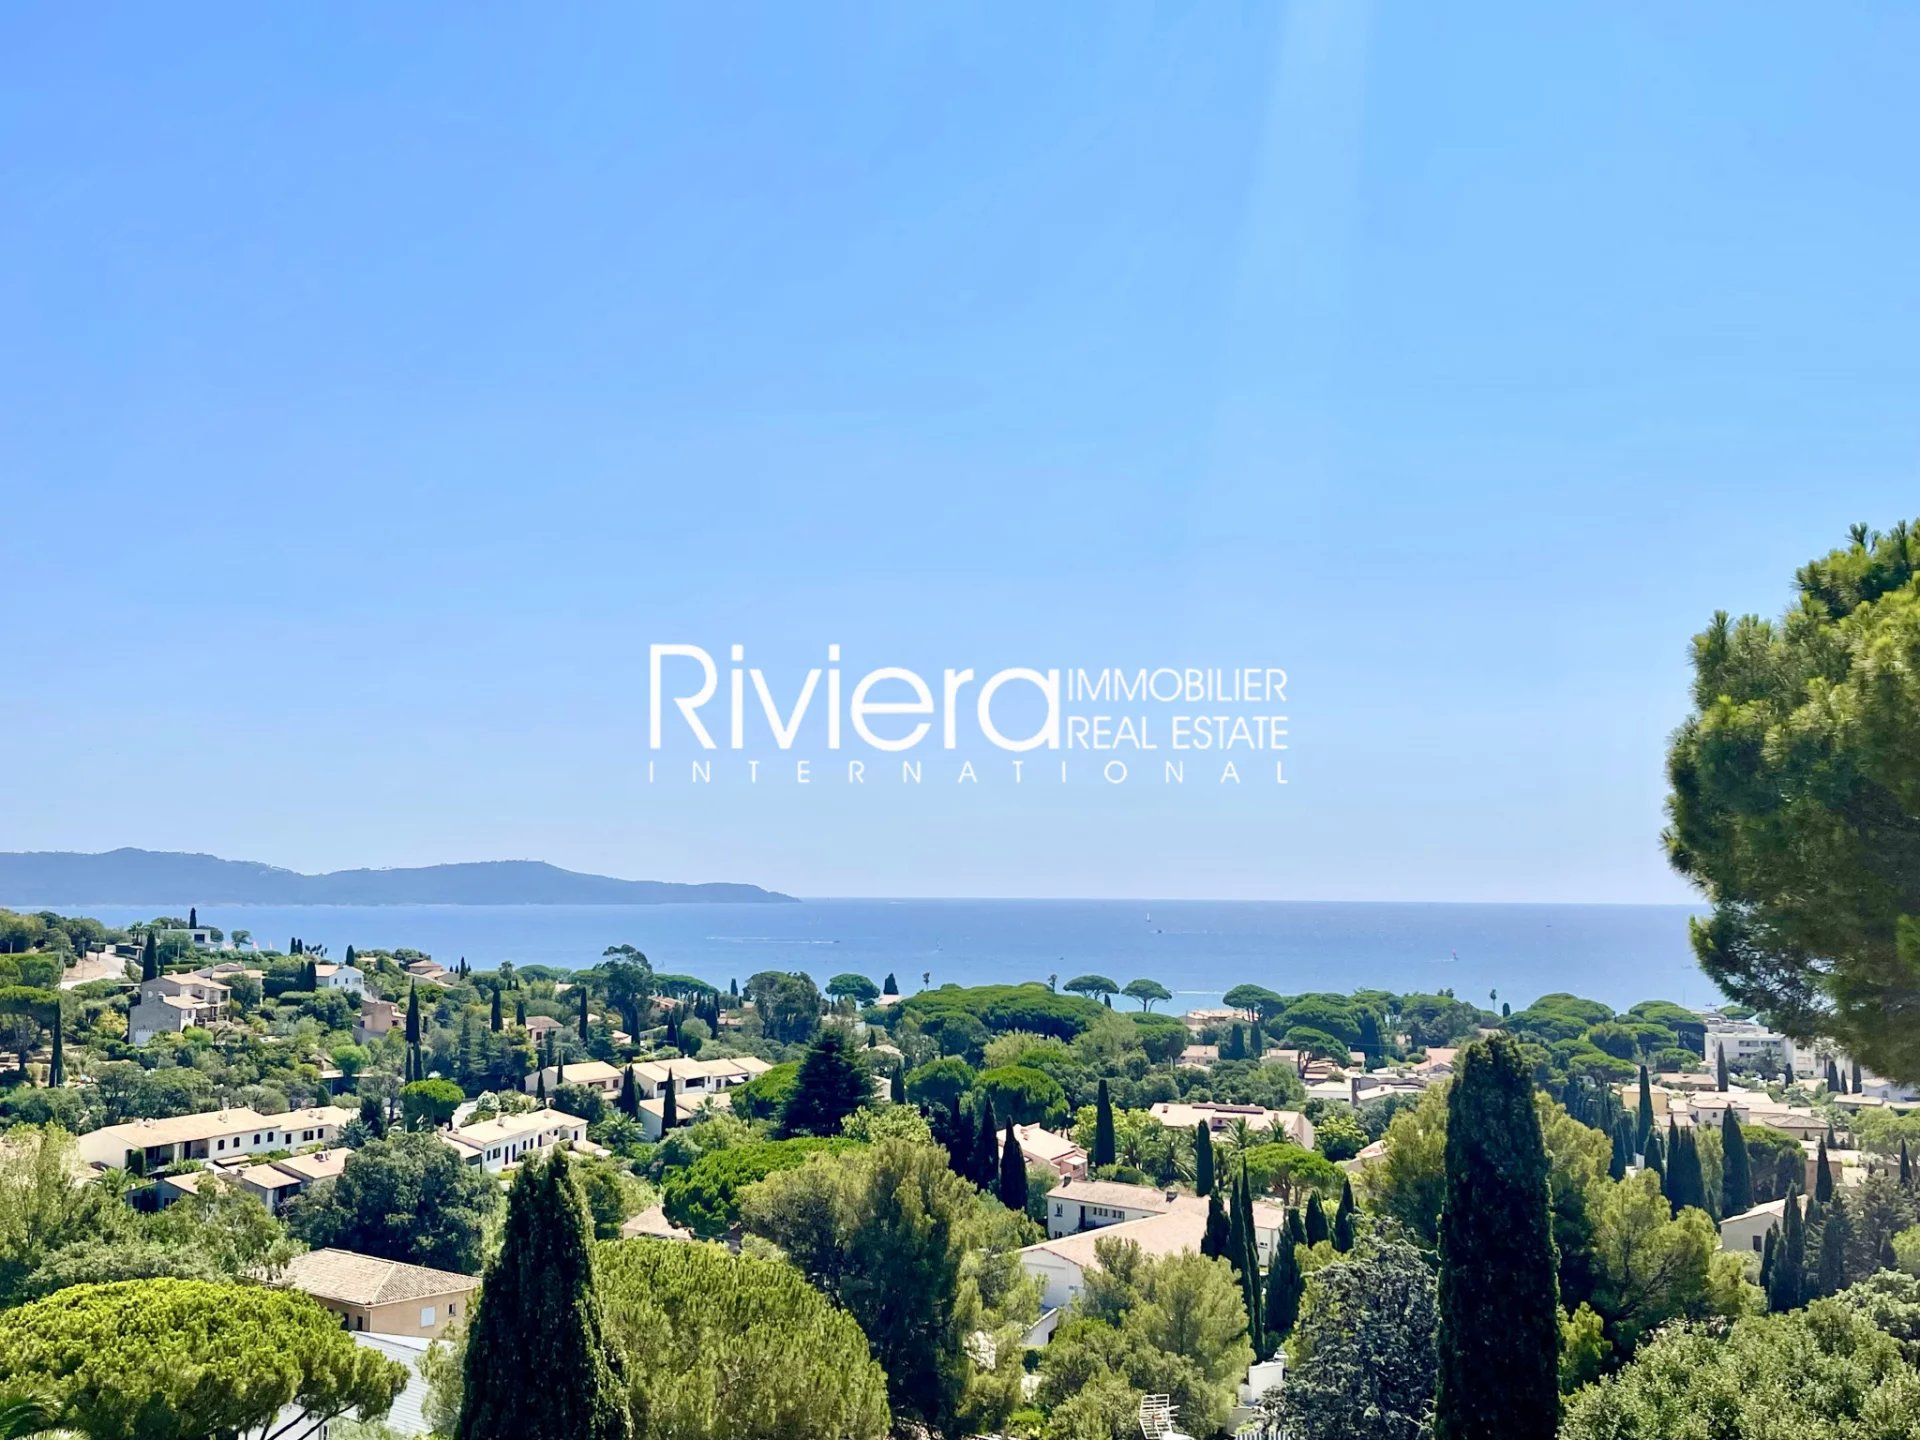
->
<box><xmin>62</xmin><ymin>900</ymin><xmax>1718</xmax><ymax>1013</ymax></box>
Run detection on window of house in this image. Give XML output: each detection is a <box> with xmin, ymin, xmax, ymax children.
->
<box><xmin>420</xmin><ymin>1307</ymin><xmax>437</xmax><ymax>1328</ymax></box>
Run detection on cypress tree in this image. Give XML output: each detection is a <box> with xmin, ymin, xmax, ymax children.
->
<box><xmin>1636</xmin><ymin>1064</ymin><xmax>1654</xmax><ymax>1153</ymax></box>
<box><xmin>48</xmin><ymin>1005</ymin><xmax>64</xmax><ymax>1087</ymax></box>
<box><xmin>1609</xmin><ymin>1116</ymin><xmax>1634</xmax><ymax>1181</ymax></box>
<box><xmin>456</xmin><ymin>1147</ymin><xmax>630</xmax><ymax>1440</ymax></box>
<box><xmin>1759</xmin><ymin>1227</ymin><xmax>1776</xmax><ymax>1293</ymax></box>
<box><xmin>1193</xmin><ymin>1122</ymin><xmax>1215</xmax><ymax>1197</ymax></box>
<box><xmin>999</xmin><ymin>1121</ymin><xmax>1029</xmax><ymax>1212</ymax></box>
<box><xmin>577</xmin><ymin>986</ymin><xmax>589</xmax><ymax>1040</ymax></box>
<box><xmin>1769</xmin><ymin>1192</ymin><xmax>1805</xmax><ymax>1312</ymax></box>
<box><xmin>490</xmin><ymin>988</ymin><xmax>503</xmax><ymax>1033</ymax></box>
<box><xmin>1332</xmin><ymin>1178</ymin><xmax>1356</xmax><ymax>1252</ymax></box>
<box><xmin>1434</xmin><ymin>1034</ymin><xmax>1559</xmax><ymax>1440</ymax></box>
<box><xmin>141</xmin><ymin>930</ymin><xmax>158</xmax><ymax>983</ymax></box>
<box><xmin>1235</xmin><ymin>1164</ymin><xmax>1264</xmax><ymax>1359</ymax></box>
<box><xmin>1722</xmin><ymin>1110</ymin><xmax>1753</xmax><ymax>1215</ymax></box>
<box><xmin>1669</xmin><ymin>1127</ymin><xmax>1705</xmax><ymax>1216</ymax></box>
<box><xmin>661</xmin><ymin>1074</ymin><xmax>676</xmax><ymax>1131</ymax></box>
<box><xmin>1716</xmin><ymin>1047</ymin><xmax>1730</xmax><ymax>1091</ymax></box>
<box><xmin>1263</xmin><ymin>1231</ymin><xmax>1304</xmax><ymax>1348</ymax></box>
<box><xmin>1816</xmin><ymin>1195</ymin><xmax>1851</xmax><ymax>1297</ymax></box>
<box><xmin>189</xmin><ymin>906</ymin><xmax>197</xmax><ymax>929</ymax></box>
<box><xmin>890</xmin><ymin>1066</ymin><xmax>905</xmax><ymax>1104</ymax></box>
<box><xmin>535</xmin><ymin>1069</ymin><xmax>546</xmax><ymax>1105</ymax></box>
<box><xmin>1827</xmin><ymin>1058</ymin><xmax>1842</xmax><ymax>1093</ymax></box>
<box><xmin>970</xmin><ymin>1096</ymin><xmax>999</xmax><ymax>1188</ymax></box>
<box><xmin>1202</xmin><ymin>1191</ymin><xmax>1231</xmax><ymax>1259</ymax></box>
<box><xmin>1644</xmin><ymin>1126</ymin><xmax>1665</xmax><ymax>1185</ymax></box>
<box><xmin>1851</xmin><ymin>1059</ymin><xmax>1864</xmax><ymax>1094</ymax></box>
<box><xmin>1816</xmin><ymin>1138</ymin><xmax>1834</xmax><ymax>1202</ymax></box>
<box><xmin>1901</xmin><ymin>1140</ymin><xmax>1912</xmax><ymax>1187</ymax></box>
<box><xmin>1304</xmin><ymin>1192</ymin><xmax>1329</xmax><ymax>1246</ymax></box>
<box><xmin>515</xmin><ymin>996</ymin><xmax>527</xmax><ymax>1028</ymax></box>
<box><xmin>882</xmin><ymin>971</ymin><xmax>898</xmax><ymax>995</ymax></box>
<box><xmin>345</xmin><ymin>943</ymin><xmax>356</xmax><ymax>966</ymax></box>
<box><xmin>1286</xmin><ymin>1207</ymin><xmax>1307</xmax><ymax>1247</ymax></box>
<box><xmin>405</xmin><ymin>983</ymin><xmax>421</xmax><ymax>1046</ymax></box>
<box><xmin>617</xmin><ymin>1067</ymin><xmax>639</xmax><ymax>1119</ymax></box>
<box><xmin>943</xmin><ymin>1100</ymin><xmax>975</xmax><ymax>1176</ymax></box>
<box><xmin>1091</xmin><ymin>1079</ymin><xmax>1116</xmax><ymax>1169</ymax></box>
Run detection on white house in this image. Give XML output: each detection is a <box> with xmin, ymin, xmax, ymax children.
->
<box><xmin>628</xmin><ymin>1055</ymin><xmax>771</xmax><ymax>1101</ymax></box>
<box><xmin>1021</xmin><ymin>1205</ymin><xmax>1208</xmax><ymax>1311</ymax></box>
<box><xmin>1719</xmin><ymin>1195</ymin><xmax>1806</xmax><ymax>1255</ymax></box>
<box><xmin>1147</xmin><ymin>1101</ymin><xmax>1315</xmax><ymax>1152</ymax></box>
<box><xmin>313</xmin><ymin>963</ymin><xmax>367</xmax><ymax>995</ymax></box>
<box><xmin>75</xmin><ymin>1104</ymin><xmax>358</xmax><ymax>1172</ymax></box>
<box><xmin>1046</xmin><ymin>1179</ymin><xmax>1196</xmax><ymax>1238</ymax></box>
<box><xmin>440</xmin><ymin>1108</ymin><xmax>588</xmax><ymax>1174</ymax></box>
<box><xmin>637</xmin><ymin>1089</ymin><xmax>732</xmax><ymax>1143</ymax></box>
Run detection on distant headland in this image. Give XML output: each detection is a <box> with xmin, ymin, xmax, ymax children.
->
<box><xmin>0</xmin><ymin>848</ymin><xmax>796</xmax><ymax>906</ymax></box>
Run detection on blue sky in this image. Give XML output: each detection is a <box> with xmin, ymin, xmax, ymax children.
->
<box><xmin>3</xmin><ymin>4</ymin><xmax>1917</xmax><ymax>901</ymax></box>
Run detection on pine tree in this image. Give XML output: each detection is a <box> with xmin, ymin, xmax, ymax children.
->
<box><xmin>1768</xmin><ymin>1191</ymin><xmax>1805</xmax><ymax>1312</ymax></box>
<box><xmin>969</xmin><ymin>1096</ymin><xmax>999</xmax><ymax>1187</ymax></box>
<box><xmin>490</xmin><ymin>988</ymin><xmax>503</xmax><ymax>1033</ymax></box>
<box><xmin>1722</xmin><ymin>1109</ymin><xmax>1753</xmax><ymax>1215</ymax></box>
<box><xmin>1332</xmin><ymin>1178</ymin><xmax>1356</xmax><ymax>1252</ymax></box>
<box><xmin>1433</xmin><ymin>1035</ymin><xmax>1559</xmax><ymax>1440</ymax></box>
<box><xmin>661</xmin><ymin>1075</ymin><xmax>676</xmax><ymax>1131</ymax></box>
<box><xmin>1636</xmin><ymin>1064</ymin><xmax>1654</xmax><ymax>1153</ymax></box>
<box><xmin>48</xmin><ymin>1005</ymin><xmax>64</xmax><ymax>1087</ymax></box>
<box><xmin>1263</xmin><ymin>1230</ymin><xmax>1304</xmax><ymax>1349</ymax></box>
<box><xmin>1193</xmin><ymin>1122</ymin><xmax>1215</xmax><ymax>1197</ymax></box>
<box><xmin>1092</xmin><ymin>1079</ymin><xmax>1116</xmax><ymax>1169</ymax></box>
<box><xmin>1202</xmin><ymin>1191</ymin><xmax>1231</xmax><ymax>1259</ymax></box>
<box><xmin>1716</xmin><ymin>1047</ymin><xmax>1730</xmax><ymax>1091</ymax></box>
<box><xmin>1816</xmin><ymin>1195</ymin><xmax>1851</xmax><ymax>1297</ymax></box>
<box><xmin>1304</xmin><ymin>1192</ymin><xmax>1329</xmax><ymax>1246</ymax></box>
<box><xmin>456</xmin><ymin>1147</ymin><xmax>630</xmax><ymax>1440</ymax></box>
<box><xmin>1816</xmin><ymin>1138</ymin><xmax>1834</xmax><ymax>1202</ymax></box>
<box><xmin>780</xmin><ymin>1031</ymin><xmax>871</xmax><ymax>1139</ymax></box>
<box><xmin>999</xmin><ymin>1121</ymin><xmax>1029</xmax><ymax>1212</ymax></box>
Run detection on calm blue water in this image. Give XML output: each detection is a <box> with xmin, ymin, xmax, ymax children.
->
<box><xmin>58</xmin><ymin>899</ymin><xmax>1717</xmax><ymax>1012</ymax></box>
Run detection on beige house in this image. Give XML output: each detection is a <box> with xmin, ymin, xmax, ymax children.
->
<box><xmin>128</xmin><ymin>973</ymin><xmax>229</xmax><ymax>1044</ymax></box>
<box><xmin>1720</xmin><ymin>1195</ymin><xmax>1807</xmax><ymax>1255</ymax></box>
<box><xmin>1046</xmin><ymin>1179</ymin><xmax>1196</xmax><ymax>1237</ymax></box>
<box><xmin>278</xmin><ymin>1248</ymin><xmax>479</xmax><ymax>1338</ymax></box>
<box><xmin>1013</xmin><ymin>1123</ymin><xmax>1088</xmax><ymax>1181</ymax></box>
<box><xmin>1022</xmin><ymin>1205</ymin><xmax>1207</xmax><ymax>1311</ymax></box>
<box><xmin>356</xmin><ymin>997</ymin><xmax>400</xmax><ymax>1043</ymax></box>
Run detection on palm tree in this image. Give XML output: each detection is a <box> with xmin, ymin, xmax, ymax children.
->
<box><xmin>0</xmin><ymin>1390</ymin><xmax>65</xmax><ymax>1439</ymax></box>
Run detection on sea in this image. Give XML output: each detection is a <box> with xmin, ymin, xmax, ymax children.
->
<box><xmin>59</xmin><ymin>899</ymin><xmax>1719</xmax><ymax>1014</ymax></box>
